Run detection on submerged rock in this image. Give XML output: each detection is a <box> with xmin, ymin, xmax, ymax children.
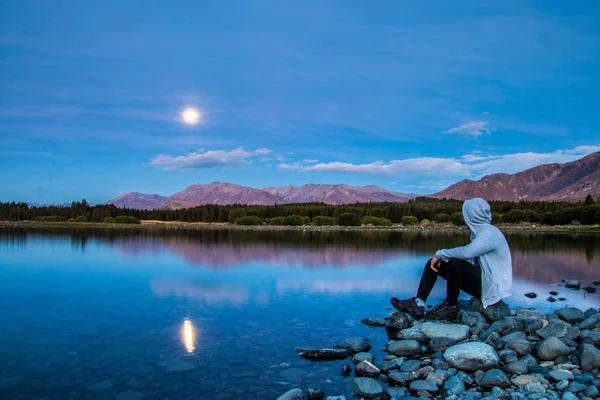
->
<box><xmin>277</xmin><ymin>388</ymin><xmax>303</xmax><ymax>400</ymax></box>
<box><xmin>443</xmin><ymin>343</ymin><xmax>499</xmax><ymax>371</ymax></box>
<box><xmin>341</xmin><ymin>364</ymin><xmax>351</xmax><ymax>377</ymax></box>
<box><xmin>334</xmin><ymin>337</ymin><xmax>371</xmax><ymax>352</ymax></box>
<box><xmin>350</xmin><ymin>377</ymin><xmax>383</xmax><ymax>399</ymax></box>
<box><xmin>361</xmin><ymin>317</ymin><xmax>386</xmax><ymax>327</ymax></box>
<box><xmin>525</xmin><ymin>292</ymin><xmax>537</xmax><ymax>298</ymax></box>
<box><xmin>351</xmin><ymin>352</ymin><xmax>374</xmax><ymax>365</ymax></box>
<box><xmin>299</xmin><ymin>349</ymin><xmax>349</xmax><ymax>360</ymax></box>
<box><xmin>307</xmin><ymin>388</ymin><xmax>325</xmax><ymax>400</ymax></box>
<box><xmin>565</xmin><ymin>280</ymin><xmax>581</xmax><ymax>289</ymax></box>
<box><xmin>355</xmin><ymin>360</ymin><xmax>380</xmax><ymax>378</ymax></box>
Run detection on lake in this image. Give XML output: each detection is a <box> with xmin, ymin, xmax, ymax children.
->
<box><xmin>0</xmin><ymin>226</ymin><xmax>599</xmax><ymax>400</ymax></box>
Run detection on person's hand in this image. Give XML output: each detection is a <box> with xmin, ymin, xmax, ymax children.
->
<box><xmin>431</xmin><ymin>255</ymin><xmax>440</xmax><ymax>272</ymax></box>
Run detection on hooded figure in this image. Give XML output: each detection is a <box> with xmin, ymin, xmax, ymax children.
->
<box><xmin>435</xmin><ymin>198</ymin><xmax>512</xmax><ymax>307</ymax></box>
<box><xmin>391</xmin><ymin>198</ymin><xmax>512</xmax><ymax>320</ymax></box>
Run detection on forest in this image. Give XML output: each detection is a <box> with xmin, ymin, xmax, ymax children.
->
<box><xmin>0</xmin><ymin>195</ymin><xmax>599</xmax><ymax>226</ymax></box>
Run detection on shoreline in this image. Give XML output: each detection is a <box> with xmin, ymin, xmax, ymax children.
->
<box><xmin>1</xmin><ymin>221</ymin><xmax>599</xmax><ymax>234</ymax></box>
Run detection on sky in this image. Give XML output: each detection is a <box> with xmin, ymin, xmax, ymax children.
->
<box><xmin>1</xmin><ymin>0</ymin><xmax>600</xmax><ymax>204</ymax></box>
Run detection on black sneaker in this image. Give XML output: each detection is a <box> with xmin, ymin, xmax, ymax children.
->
<box><xmin>390</xmin><ymin>297</ymin><xmax>425</xmax><ymax>318</ymax></box>
<box><xmin>426</xmin><ymin>301</ymin><xmax>459</xmax><ymax>320</ymax></box>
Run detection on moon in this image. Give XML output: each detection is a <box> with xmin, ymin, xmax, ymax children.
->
<box><xmin>180</xmin><ymin>107</ymin><xmax>202</xmax><ymax>125</ymax></box>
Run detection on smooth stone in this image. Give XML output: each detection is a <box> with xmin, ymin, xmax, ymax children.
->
<box><xmin>443</xmin><ymin>343</ymin><xmax>499</xmax><ymax>371</ymax></box>
<box><xmin>511</xmin><ymin>375</ymin><xmax>538</xmax><ymax>387</ymax></box>
<box><xmin>397</xmin><ymin>324</ymin><xmax>427</xmax><ymax>341</ymax></box>
<box><xmin>505</xmin><ymin>340</ymin><xmax>535</xmax><ymax>356</ymax></box>
<box><xmin>300</xmin><ymin>349</ymin><xmax>349</xmax><ymax>360</ymax></box>
<box><xmin>389</xmin><ymin>340</ymin><xmax>421</xmax><ymax>356</ymax></box>
<box><xmin>429</xmin><ymin>337</ymin><xmax>457</xmax><ymax>352</ymax></box>
<box><xmin>361</xmin><ymin>317</ymin><xmax>387</xmax><ymax>327</ymax></box>
<box><xmin>528</xmin><ymin>365</ymin><xmax>550</xmax><ymax>374</ymax></box>
<box><xmin>352</xmin><ymin>352</ymin><xmax>374</xmax><ymax>365</ymax></box>
<box><xmin>479</xmin><ymin>369</ymin><xmax>510</xmax><ymax>388</ymax></box>
<box><xmin>515</xmin><ymin>308</ymin><xmax>547</xmax><ymax>320</ymax></box>
<box><xmin>525</xmin><ymin>292</ymin><xmax>538</xmax><ymax>298</ymax></box>
<box><xmin>579</xmin><ymin>316</ymin><xmax>599</xmax><ymax>330</ymax></box>
<box><xmin>356</xmin><ymin>361</ymin><xmax>381</xmax><ymax>378</ymax></box>
<box><xmin>537</xmin><ymin>337</ymin><xmax>571</xmax><ymax>360</ymax></box>
<box><xmin>388</xmin><ymin>371</ymin><xmax>418</xmax><ymax>385</ymax></box>
<box><xmin>549</xmin><ymin>369</ymin><xmax>574</xmax><ymax>382</ymax></box>
<box><xmin>503</xmin><ymin>361</ymin><xmax>528</xmax><ymax>375</ymax></box>
<box><xmin>525</xmin><ymin>381</ymin><xmax>546</xmax><ymax>393</ymax></box>
<box><xmin>277</xmin><ymin>389</ymin><xmax>303</xmax><ymax>400</ymax></box>
<box><xmin>555</xmin><ymin>308</ymin><xmax>586</xmax><ymax>325</ymax></box>
<box><xmin>567</xmin><ymin>381</ymin><xmax>587</xmax><ymax>393</ymax></box>
<box><xmin>565</xmin><ymin>280</ymin><xmax>581</xmax><ymax>289</ymax></box>
<box><xmin>556</xmin><ymin>380</ymin><xmax>570</xmax><ymax>391</ymax></box>
<box><xmin>421</xmin><ymin>322</ymin><xmax>470</xmax><ymax>341</ymax></box>
<box><xmin>350</xmin><ymin>378</ymin><xmax>383</xmax><ymax>399</ymax></box>
<box><xmin>586</xmin><ymin>386</ymin><xmax>599</xmax><ymax>398</ymax></box>
<box><xmin>561</xmin><ymin>392</ymin><xmax>578</xmax><ymax>400</ymax></box>
<box><xmin>400</xmin><ymin>359</ymin><xmax>421</xmax><ymax>372</ymax></box>
<box><xmin>409</xmin><ymin>379</ymin><xmax>438</xmax><ymax>393</ymax></box>
<box><xmin>386</xmin><ymin>311</ymin><xmax>410</xmax><ymax>334</ymax></box>
<box><xmin>584</xmin><ymin>308</ymin><xmax>599</xmax><ymax>318</ymax></box>
<box><xmin>377</xmin><ymin>357</ymin><xmax>404</xmax><ymax>372</ymax></box>
<box><xmin>335</xmin><ymin>337</ymin><xmax>371</xmax><ymax>352</ymax></box>
<box><xmin>500</xmin><ymin>331</ymin><xmax>527</xmax><ymax>344</ymax></box>
<box><xmin>426</xmin><ymin>371</ymin><xmax>446</xmax><ymax>386</ymax></box>
<box><xmin>577</xmin><ymin>343</ymin><xmax>600</xmax><ymax>370</ymax></box>
<box><xmin>341</xmin><ymin>364</ymin><xmax>351</xmax><ymax>377</ymax></box>
<box><xmin>537</xmin><ymin>321</ymin><xmax>568</xmax><ymax>339</ymax></box>
<box><xmin>443</xmin><ymin>375</ymin><xmax>466</xmax><ymax>396</ymax></box>
<box><xmin>483</xmin><ymin>300</ymin><xmax>510</xmax><ymax>322</ymax></box>
<box><xmin>457</xmin><ymin>310</ymin><xmax>484</xmax><ymax>327</ymax></box>
<box><xmin>521</xmin><ymin>354</ymin><xmax>538</xmax><ymax>366</ymax></box>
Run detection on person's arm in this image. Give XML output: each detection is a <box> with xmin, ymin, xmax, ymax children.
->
<box><xmin>435</xmin><ymin>229</ymin><xmax>496</xmax><ymax>260</ymax></box>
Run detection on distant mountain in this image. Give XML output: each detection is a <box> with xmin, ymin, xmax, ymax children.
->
<box><xmin>431</xmin><ymin>152</ymin><xmax>600</xmax><ymax>201</ymax></box>
<box><xmin>162</xmin><ymin>182</ymin><xmax>286</xmax><ymax>209</ymax></box>
<box><xmin>263</xmin><ymin>183</ymin><xmax>417</xmax><ymax>204</ymax></box>
<box><xmin>104</xmin><ymin>193</ymin><xmax>168</xmax><ymax>210</ymax></box>
<box><xmin>27</xmin><ymin>202</ymin><xmax>81</xmax><ymax>208</ymax></box>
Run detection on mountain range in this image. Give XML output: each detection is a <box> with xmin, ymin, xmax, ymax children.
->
<box><xmin>105</xmin><ymin>152</ymin><xmax>599</xmax><ymax>209</ymax></box>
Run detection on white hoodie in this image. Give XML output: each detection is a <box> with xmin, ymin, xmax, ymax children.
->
<box><xmin>435</xmin><ymin>198</ymin><xmax>513</xmax><ymax>307</ymax></box>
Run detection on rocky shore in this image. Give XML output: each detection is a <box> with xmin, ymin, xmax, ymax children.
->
<box><xmin>279</xmin><ymin>298</ymin><xmax>600</xmax><ymax>400</ymax></box>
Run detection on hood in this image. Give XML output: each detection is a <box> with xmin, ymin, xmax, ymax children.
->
<box><xmin>462</xmin><ymin>197</ymin><xmax>492</xmax><ymax>235</ymax></box>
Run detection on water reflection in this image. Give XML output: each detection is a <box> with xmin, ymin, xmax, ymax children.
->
<box><xmin>181</xmin><ymin>319</ymin><xmax>196</xmax><ymax>353</ymax></box>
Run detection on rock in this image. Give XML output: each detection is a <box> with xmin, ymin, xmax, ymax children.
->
<box><xmin>350</xmin><ymin>378</ymin><xmax>383</xmax><ymax>399</ymax></box>
<box><xmin>521</xmin><ymin>354</ymin><xmax>538</xmax><ymax>365</ymax></box>
<box><xmin>500</xmin><ymin>331</ymin><xmax>526</xmax><ymax>345</ymax></box>
<box><xmin>515</xmin><ymin>308</ymin><xmax>547</xmax><ymax>320</ymax></box>
<box><xmin>479</xmin><ymin>369</ymin><xmax>510</xmax><ymax>388</ymax></box>
<box><xmin>511</xmin><ymin>375</ymin><xmax>538</xmax><ymax>387</ymax></box>
<box><xmin>352</xmin><ymin>352</ymin><xmax>374</xmax><ymax>365</ymax></box>
<box><xmin>457</xmin><ymin>310</ymin><xmax>483</xmax><ymax>327</ymax></box>
<box><xmin>409</xmin><ymin>379</ymin><xmax>438</xmax><ymax>393</ymax></box>
<box><xmin>549</xmin><ymin>369</ymin><xmax>574</xmax><ymax>382</ymax></box>
<box><xmin>431</xmin><ymin>358</ymin><xmax>450</xmax><ymax>370</ymax></box>
<box><xmin>586</xmin><ymin>386</ymin><xmax>599</xmax><ymax>398</ymax></box>
<box><xmin>341</xmin><ymin>363</ymin><xmax>351</xmax><ymax>376</ymax></box>
<box><xmin>556</xmin><ymin>380</ymin><xmax>570</xmax><ymax>391</ymax></box>
<box><xmin>429</xmin><ymin>337</ymin><xmax>457</xmax><ymax>352</ymax></box>
<box><xmin>388</xmin><ymin>340</ymin><xmax>421</xmax><ymax>356</ymax></box>
<box><xmin>525</xmin><ymin>381</ymin><xmax>546</xmax><ymax>393</ymax></box>
<box><xmin>307</xmin><ymin>388</ymin><xmax>325</xmax><ymax>400</ymax></box>
<box><xmin>537</xmin><ymin>321</ymin><xmax>568</xmax><ymax>339</ymax></box>
<box><xmin>386</xmin><ymin>311</ymin><xmax>410</xmax><ymax>334</ymax></box>
<box><xmin>550</xmin><ymin>291</ymin><xmax>559</xmax><ymax>295</ymax></box>
<box><xmin>443</xmin><ymin>343</ymin><xmax>499</xmax><ymax>371</ymax></box>
<box><xmin>565</xmin><ymin>280</ymin><xmax>580</xmax><ymax>289</ymax></box>
<box><xmin>277</xmin><ymin>389</ymin><xmax>303</xmax><ymax>400</ymax></box>
<box><xmin>397</xmin><ymin>324</ymin><xmax>427</xmax><ymax>341</ymax></box>
<box><xmin>566</xmin><ymin>326</ymin><xmax>580</xmax><ymax>340</ymax></box>
<box><xmin>558</xmin><ymin>297</ymin><xmax>567</xmax><ymax>301</ymax></box>
<box><xmin>547</xmin><ymin>296</ymin><xmax>557</xmax><ymax>303</ymax></box>
<box><xmin>585</xmin><ymin>286</ymin><xmax>597</xmax><ymax>293</ymax></box>
<box><xmin>556</xmin><ymin>308</ymin><xmax>585</xmax><ymax>324</ymax></box>
<box><xmin>400</xmin><ymin>359</ymin><xmax>421</xmax><ymax>372</ymax></box>
<box><xmin>584</xmin><ymin>307</ymin><xmax>599</xmax><ymax>318</ymax></box>
<box><xmin>525</xmin><ymin>292</ymin><xmax>537</xmax><ymax>298</ymax></box>
<box><xmin>356</xmin><ymin>361</ymin><xmax>381</xmax><ymax>378</ymax></box>
<box><xmin>537</xmin><ymin>337</ymin><xmax>571</xmax><ymax>361</ymax></box>
<box><xmin>561</xmin><ymin>392</ymin><xmax>578</xmax><ymax>400</ymax></box>
<box><xmin>361</xmin><ymin>317</ymin><xmax>387</xmax><ymax>327</ymax></box>
<box><xmin>505</xmin><ymin>340</ymin><xmax>535</xmax><ymax>356</ymax></box>
<box><xmin>426</xmin><ymin>371</ymin><xmax>446</xmax><ymax>386</ymax></box>
<box><xmin>377</xmin><ymin>357</ymin><xmax>404</xmax><ymax>372</ymax></box>
<box><xmin>579</xmin><ymin>316</ymin><xmax>599</xmax><ymax>330</ymax></box>
<box><xmin>577</xmin><ymin>343</ymin><xmax>600</xmax><ymax>370</ymax></box>
<box><xmin>502</xmin><ymin>361</ymin><xmax>528</xmax><ymax>375</ymax></box>
<box><xmin>325</xmin><ymin>397</ymin><xmax>346</xmax><ymax>400</ymax></box>
<box><xmin>300</xmin><ymin>349</ymin><xmax>349</xmax><ymax>360</ymax></box>
<box><xmin>567</xmin><ymin>381</ymin><xmax>587</xmax><ymax>393</ymax></box>
<box><xmin>483</xmin><ymin>300</ymin><xmax>510</xmax><ymax>322</ymax></box>
<box><xmin>443</xmin><ymin>376</ymin><xmax>466</xmax><ymax>397</ymax></box>
<box><xmin>388</xmin><ymin>371</ymin><xmax>418</xmax><ymax>385</ymax></box>
<box><xmin>335</xmin><ymin>337</ymin><xmax>371</xmax><ymax>352</ymax></box>
<box><xmin>421</xmin><ymin>322</ymin><xmax>470</xmax><ymax>341</ymax></box>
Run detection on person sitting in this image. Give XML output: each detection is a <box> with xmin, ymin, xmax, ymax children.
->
<box><xmin>390</xmin><ymin>197</ymin><xmax>512</xmax><ymax>320</ymax></box>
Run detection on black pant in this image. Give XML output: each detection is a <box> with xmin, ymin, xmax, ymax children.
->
<box><xmin>416</xmin><ymin>258</ymin><xmax>482</xmax><ymax>306</ymax></box>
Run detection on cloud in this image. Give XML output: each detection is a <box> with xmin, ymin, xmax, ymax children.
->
<box><xmin>388</xmin><ymin>181</ymin><xmax>398</xmax><ymax>185</ymax></box>
<box><xmin>303</xmin><ymin>159</ymin><xmax>319</xmax><ymax>164</ymax></box>
<box><xmin>460</xmin><ymin>154</ymin><xmax>499</xmax><ymax>162</ymax></box>
<box><xmin>445</xmin><ymin>121</ymin><xmax>491</xmax><ymax>137</ymax></box>
<box><xmin>151</xmin><ymin>147</ymin><xmax>272</xmax><ymax>170</ymax></box>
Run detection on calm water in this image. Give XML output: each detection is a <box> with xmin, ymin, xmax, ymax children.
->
<box><xmin>0</xmin><ymin>227</ymin><xmax>599</xmax><ymax>400</ymax></box>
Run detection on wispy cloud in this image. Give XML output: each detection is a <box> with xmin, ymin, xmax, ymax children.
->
<box><xmin>151</xmin><ymin>147</ymin><xmax>272</xmax><ymax>171</ymax></box>
<box><xmin>445</xmin><ymin>121</ymin><xmax>491</xmax><ymax>137</ymax></box>
<box><xmin>303</xmin><ymin>159</ymin><xmax>319</xmax><ymax>164</ymax></box>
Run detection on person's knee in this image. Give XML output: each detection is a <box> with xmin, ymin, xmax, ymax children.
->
<box><xmin>447</xmin><ymin>258</ymin><xmax>460</xmax><ymax>271</ymax></box>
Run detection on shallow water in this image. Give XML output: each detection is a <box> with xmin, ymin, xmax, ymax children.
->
<box><xmin>0</xmin><ymin>227</ymin><xmax>598</xmax><ymax>400</ymax></box>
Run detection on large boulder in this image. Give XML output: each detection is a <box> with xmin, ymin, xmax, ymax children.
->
<box><xmin>555</xmin><ymin>308</ymin><xmax>586</xmax><ymax>325</ymax></box>
<box><xmin>443</xmin><ymin>343</ymin><xmax>499</xmax><ymax>371</ymax></box>
<box><xmin>277</xmin><ymin>389</ymin><xmax>303</xmax><ymax>400</ymax></box>
<box><xmin>536</xmin><ymin>337</ymin><xmax>570</xmax><ymax>361</ymax></box>
<box><xmin>469</xmin><ymin>299</ymin><xmax>510</xmax><ymax>322</ymax></box>
<box><xmin>350</xmin><ymin>378</ymin><xmax>384</xmax><ymax>399</ymax></box>
<box><xmin>577</xmin><ymin>343</ymin><xmax>600</xmax><ymax>370</ymax></box>
<box><xmin>421</xmin><ymin>322</ymin><xmax>470</xmax><ymax>341</ymax></box>
<box><xmin>388</xmin><ymin>340</ymin><xmax>421</xmax><ymax>356</ymax></box>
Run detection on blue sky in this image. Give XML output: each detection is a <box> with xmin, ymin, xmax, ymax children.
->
<box><xmin>1</xmin><ymin>1</ymin><xmax>599</xmax><ymax>204</ymax></box>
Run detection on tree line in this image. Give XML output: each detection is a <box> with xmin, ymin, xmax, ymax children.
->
<box><xmin>0</xmin><ymin>195</ymin><xmax>598</xmax><ymax>225</ymax></box>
